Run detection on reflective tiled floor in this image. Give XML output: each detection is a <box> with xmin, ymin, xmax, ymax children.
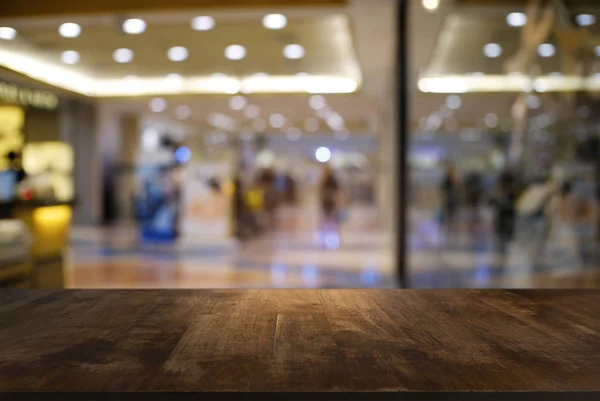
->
<box><xmin>66</xmin><ymin>205</ymin><xmax>600</xmax><ymax>289</ymax></box>
<box><xmin>66</xmin><ymin>206</ymin><xmax>396</xmax><ymax>288</ymax></box>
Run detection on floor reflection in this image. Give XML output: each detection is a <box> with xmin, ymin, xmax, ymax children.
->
<box><xmin>67</xmin><ymin>206</ymin><xmax>395</xmax><ymax>289</ymax></box>
<box><xmin>67</xmin><ymin>205</ymin><xmax>600</xmax><ymax>289</ymax></box>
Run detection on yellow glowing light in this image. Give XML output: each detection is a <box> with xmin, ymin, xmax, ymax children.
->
<box><xmin>33</xmin><ymin>205</ymin><xmax>72</xmax><ymax>225</ymax></box>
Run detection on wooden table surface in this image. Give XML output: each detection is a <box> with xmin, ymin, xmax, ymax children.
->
<box><xmin>1</xmin><ymin>289</ymin><xmax>600</xmax><ymax>400</ymax></box>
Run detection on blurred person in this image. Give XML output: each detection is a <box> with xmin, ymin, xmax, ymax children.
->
<box><xmin>514</xmin><ymin>174</ymin><xmax>557</xmax><ymax>270</ymax></box>
<box><xmin>464</xmin><ymin>171</ymin><xmax>484</xmax><ymax>231</ymax></box>
<box><xmin>318</xmin><ymin>164</ymin><xmax>344</xmax><ymax>249</ymax></box>
<box><xmin>546</xmin><ymin>181</ymin><xmax>582</xmax><ymax>274</ymax></box>
<box><xmin>439</xmin><ymin>161</ymin><xmax>462</xmax><ymax>238</ymax></box>
<box><xmin>489</xmin><ymin>171</ymin><xmax>518</xmax><ymax>258</ymax></box>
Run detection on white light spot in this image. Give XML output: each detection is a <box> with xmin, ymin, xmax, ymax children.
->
<box><xmin>60</xmin><ymin>50</ymin><xmax>80</xmax><ymax>65</ymax></box>
<box><xmin>506</xmin><ymin>12</ymin><xmax>527</xmax><ymax>27</ymax></box>
<box><xmin>191</xmin><ymin>16</ymin><xmax>215</xmax><ymax>31</ymax></box>
<box><xmin>315</xmin><ymin>146</ymin><xmax>331</xmax><ymax>163</ymax></box>
<box><xmin>122</xmin><ymin>18</ymin><xmax>146</xmax><ymax>34</ymax></box>
<box><xmin>0</xmin><ymin>27</ymin><xmax>17</xmax><ymax>40</ymax></box>
<box><xmin>446</xmin><ymin>95</ymin><xmax>462</xmax><ymax>110</ymax></box>
<box><xmin>326</xmin><ymin>113</ymin><xmax>344</xmax><ymax>131</ymax></box>
<box><xmin>113</xmin><ymin>48</ymin><xmax>134</xmax><ymax>63</ymax></box>
<box><xmin>538</xmin><ymin>43</ymin><xmax>555</xmax><ymax>57</ymax></box>
<box><xmin>483</xmin><ymin>43</ymin><xmax>502</xmax><ymax>58</ymax></box>
<box><xmin>309</xmin><ymin>95</ymin><xmax>326</xmax><ymax>110</ymax></box>
<box><xmin>263</xmin><ymin>14</ymin><xmax>287</xmax><ymax>30</ymax></box>
<box><xmin>229</xmin><ymin>95</ymin><xmax>247</xmax><ymax>111</ymax></box>
<box><xmin>175</xmin><ymin>105</ymin><xmax>192</xmax><ymax>120</ymax></box>
<box><xmin>576</xmin><ymin>14</ymin><xmax>596</xmax><ymax>27</ymax></box>
<box><xmin>142</xmin><ymin>128</ymin><xmax>160</xmax><ymax>151</ymax></box>
<box><xmin>58</xmin><ymin>22</ymin><xmax>81</xmax><ymax>38</ymax></box>
<box><xmin>269</xmin><ymin>113</ymin><xmax>286</xmax><ymax>128</ymax></box>
<box><xmin>244</xmin><ymin>104</ymin><xmax>261</xmax><ymax>119</ymax></box>
<box><xmin>284</xmin><ymin>44</ymin><xmax>305</xmax><ymax>59</ymax></box>
<box><xmin>149</xmin><ymin>98</ymin><xmax>167</xmax><ymax>113</ymax></box>
<box><xmin>484</xmin><ymin>113</ymin><xmax>499</xmax><ymax>128</ymax></box>
<box><xmin>527</xmin><ymin>94</ymin><xmax>541</xmax><ymax>109</ymax></box>
<box><xmin>594</xmin><ymin>46</ymin><xmax>600</xmax><ymax>57</ymax></box>
<box><xmin>225</xmin><ymin>45</ymin><xmax>246</xmax><ymax>60</ymax></box>
<box><xmin>168</xmin><ymin>46</ymin><xmax>189</xmax><ymax>62</ymax></box>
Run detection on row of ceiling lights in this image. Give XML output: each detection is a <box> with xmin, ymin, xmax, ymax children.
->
<box><xmin>58</xmin><ymin>42</ymin><xmax>304</xmax><ymax>65</ymax></box>
<box><xmin>507</xmin><ymin>12</ymin><xmax>597</xmax><ymax>28</ymax></box>
<box><xmin>146</xmin><ymin>94</ymin><xmax>350</xmax><ymax>141</ymax></box>
<box><xmin>0</xmin><ymin>13</ymin><xmax>304</xmax><ymax>65</ymax></box>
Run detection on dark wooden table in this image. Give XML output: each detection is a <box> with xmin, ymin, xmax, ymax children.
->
<box><xmin>1</xmin><ymin>290</ymin><xmax>600</xmax><ymax>400</ymax></box>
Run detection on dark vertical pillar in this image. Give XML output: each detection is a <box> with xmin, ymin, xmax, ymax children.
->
<box><xmin>396</xmin><ymin>0</ymin><xmax>409</xmax><ymax>288</ymax></box>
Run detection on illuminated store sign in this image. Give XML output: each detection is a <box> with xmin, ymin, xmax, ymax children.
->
<box><xmin>0</xmin><ymin>81</ymin><xmax>59</xmax><ymax>110</ymax></box>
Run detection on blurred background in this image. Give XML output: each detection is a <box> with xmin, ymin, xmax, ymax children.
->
<box><xmin>0</xmin><ymin>0</ymin><xmax>599</xmax><ymax>289</ymax></box>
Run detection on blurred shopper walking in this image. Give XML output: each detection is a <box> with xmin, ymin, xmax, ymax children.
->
<box><xmin>439</xmin><ymin>161</ymin><xmax>462</xmax><ymax>241</ymax></box>
<box><xmin>318</xmin><ymin>164</ymin><xmax>343</xmax><ymax>249</ymax></box>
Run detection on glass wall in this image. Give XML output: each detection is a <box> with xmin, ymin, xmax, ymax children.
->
<box><xmin>408</xmin><ymin>0</ymin><xmax>600</xmax><ymax>288</ymax></box>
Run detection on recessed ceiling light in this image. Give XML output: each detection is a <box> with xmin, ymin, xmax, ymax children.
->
<box><xmin>576</xmin><ymin>14</ymin><xmax>596</xmax><ymax>27</ymax></box>
<box><xmin>286</xmin><ymin>127</ymin><xmax>302</xmax><ymax>142</ymax></box>
<box><xmin>483</xmin><ymin>43</ymin><xmax>502</xmax><ymax>58</ymax></box>
<box><xmin>526</xmin><ymin>94</ymin><xmax>541</xmax><ymax>109</ymax></box>
<box><xmin>316</xmin><ymin>107</ymin><xmax>331</xmax><ymax>119</ymax></box>
<box><xmin>422</xmin><ymin>0</ymin><xmax>439</xmax><ymax>11</ymax></box>
<box><xmin>269</xmin><ymin>113</ymin><xmax>286</xmax><ymax>128</ymax></box>
<box><xmin>58</xmin><ymin>22</ymin><xmax>81</xmax><ymax>38</ymax></box>
<box><xmin>304</xmin><ymin>117</ymin><xmax>319</xmax><ymax>132</ymax></box>
<box><xmin>284</xmin><ymin>44</ymin><xmax>305</xmax><ymax>59</ymax></box>
<box><xmin>175</xmin><ymin>105</ymin><xmax>192</xmax><ymax>120</ymax></box>
<box><xmin>538</xmin><ymin>43</ymin><xmax>555</xmax><ymax>57</ymax></box>
<box><xmin>484</xmin><ymin>113</ymin><xmax>499</xmax><ymax>128</ymax></box>
<box><xmin>446</xmin><ymin>95</ymin><xmax>462</xmax><ymax>110</ymax></box>
<box><xmin>0</xmin><ymin>27</ymin><xmax>17</xmax><ymax>40</ymax></box>
<box><xmin>244</xmin><ymin>104</ymin><xmax>261</xmax><ymax>119</ymax></box>
<box><xmin>225</xmin><ymin>45</ymin><xmax>246</xmax><ymax>60</ymax></box>
<box><xmin>113</xmin><ymin>48</ymin><xmax>134</xmax><ymax>63</ymax></box>
<box><xmin>506</xmin><ymin>12</ymin><xmax>527</xmax><ymax>27</ymax></box>
<box><xmin>229</xmin><ymin>95</ymin><xmax>247</xmax><ymax>111</ymax></box>
<box><xmin>149</xmin><ymin>98</ymin><xmax>167</xmax><ymax>113</ymax></box>
<box><xmin>122</xmin><ymin>18</ymin><xmax>146</xmax><ymax>34</ymax></box>
<box><xmin>263</xmin><ymin>14</ymin><xmax>287</xmax><ymax>30</ymax></box>
<box><xmin>309</xmin><ymin>95</ymin><xmax>326</xmax><ymax>110</ymax></box>
<box><xmin>168</xmin><ymin>46</ymin><xmax>189</xmax><ymax>62</ymax></box>
<box><xmin>326</xmin><ymin>113</ymin><xmax>344</xmax><ymax>131</ymax></box>
<box><xmin>191</xmin><ymin>16</ymin><xmax>215</xmax><ymax>31</ymax></box>
<box><xmin>315</xmin><ymin>146</ymin><xmax>331</xmax><ymax>163</ymax></box>
<box><xmin>60</xmin><ymin>50</ymin><xmax>80</xmax><ymax>65</ymax></box>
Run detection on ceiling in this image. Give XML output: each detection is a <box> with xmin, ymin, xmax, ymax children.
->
<box><xmin>0</xmin><ymin>7</ymin><xmax>360</xmax><ymax>96</ymax></box>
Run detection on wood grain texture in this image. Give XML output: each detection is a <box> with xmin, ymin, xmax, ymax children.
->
<box><xmin>1</xmin><ymin>290</ymin><xmax>600</xmax><ymax>399</ymax></box>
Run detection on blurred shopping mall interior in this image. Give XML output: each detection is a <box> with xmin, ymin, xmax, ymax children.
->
<box><xmin>1</xmin><ymin>0</ymin><xmax>600</xmax><ymax>289</ymax></box>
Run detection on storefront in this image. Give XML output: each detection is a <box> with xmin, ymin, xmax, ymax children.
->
<box><xmin>0</xmin><ymin>79</ymin><xmax>75</xmax><ymax>288</ymax></box>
